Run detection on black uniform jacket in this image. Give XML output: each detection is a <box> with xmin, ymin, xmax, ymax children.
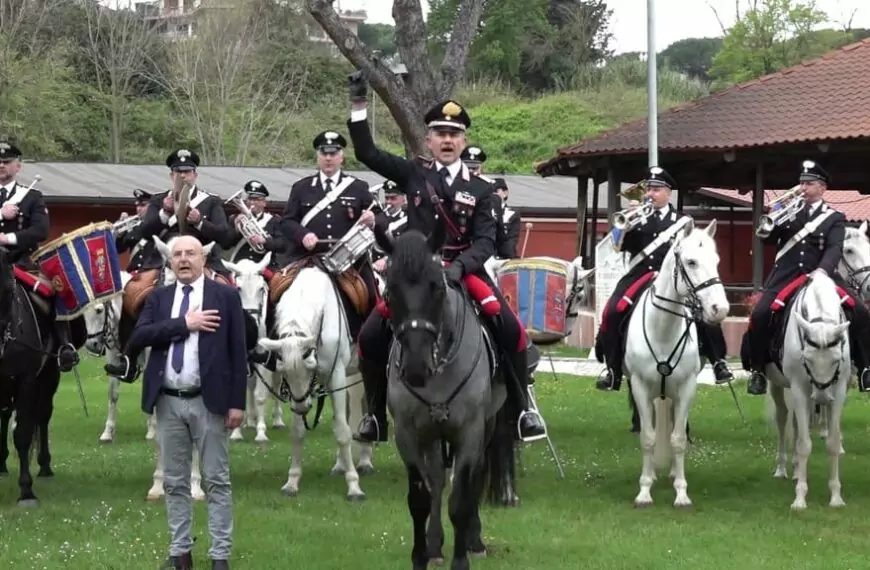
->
<box><xmin>617</xmin><ymin>204</ymin><xmax>681</xmax><ymax>283</ymax></box>
<box><xmin>0</xmin><ymin>182</ymin><xmax>49</xmax><ymax>266</ymax></box>
<box><xmin>347</xmin><ymin>117</ymin><xmax>498</xmax><ymax>277</ymax></box>
<box><xmin>762</xmin><ymin>201</ymin><xmax>845</xmax><ymax>290</ymax></box>
<box><xmin>223</xmin><ymin>212</ymin><xmax>287</xmax><ymax>267</ymax></box>
<box><xmin>136</xmin><ymin>187</ymin><xmax>230</xmax><ymax>273</ymax></box>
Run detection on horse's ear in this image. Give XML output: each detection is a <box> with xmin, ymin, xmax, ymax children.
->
<box><xmin>203</xmin><ymin>242</ymin><xmax>215</xmax><ymax>257</ymax></box>
<box><xmin>256</xmin><ymin>252</ymin><xmax>273</xmax><ymax>274</ymax></box>
<box><xmin>834</xmin><ymin>321</ymin><xmax>850</xmax><ymax>340</ymax></box>
<box><xmin>705</xmin><ymin>219</ymin><xmax>718</xmax><ymax>238</ymax></box>
<box><xmin>683</xmin><ymin>218</ymin><xmax>695</xmax><ymax>237</ymax></box>
<box><xmin>224</xmin><ymin>260</ymin><xmax>239</xmax><ymax>275</ymax></box>
<box><xmin>860</xmin><ymin>220</ymin><xmax>868</xmax><ymax>236</ymax></box>
<box><xmin>794</xmin><ymin>312</ymin><xmax>812</xmax><ymax>335</ymax></box>
<box><xmin>152</xmin><ymin>235</ymin><xmax>170</xmax><ymax>259</ymax></box>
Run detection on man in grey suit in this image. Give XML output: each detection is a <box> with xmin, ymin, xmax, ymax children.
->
<box><xmin>127</xmin><ymin>235</ymin><xmax>247</xmax><ymax>570</ymax></box>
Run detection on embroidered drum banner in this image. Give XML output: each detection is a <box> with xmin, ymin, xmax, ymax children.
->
<box><xmin>497</xmin><ymin>258</ymin><xmax>569</xmax><ymax>344</ymax></box>
<box><xmin>31</xmin><ymin>222</ymin><xmax>124</xmax><ymax>320</ymax></box>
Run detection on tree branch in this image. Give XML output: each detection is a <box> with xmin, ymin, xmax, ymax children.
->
<box><xmin>438</xmin><ymin>0</ymin><xmax>486</xmax><ymax>96</ymax></box>
<box><xmin>307</xmin><ymin>0</ymin><xmax>428</xmax><ymax>153</ymax></box>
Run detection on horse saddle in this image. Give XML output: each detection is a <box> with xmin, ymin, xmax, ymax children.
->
<box><xmin>121</xmin><ymin>267</ymin><xmax>234</xmax><ymax>319</ymax></box>
<box><xmin>268</xmin><ymin>258</ymin><xmax>370</xmax><ymax>316</ymax></box>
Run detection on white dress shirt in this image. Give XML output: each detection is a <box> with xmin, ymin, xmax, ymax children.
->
<box><xmin>655</xmin><ymin>204</ymin><xmax>669</xmax><ymax>220</ymax></box>
<box><xmin>164</xmin><ymin>275</ymin><xmax>204</xmax><ymax>389</ymax></box>
<box><xmin>807</xmin><ymin>200</ymin><xmax>822</xmax><ymax>217</ymax></box>
<box><xmin>320</xmin><ymin>171</ymin><xmax>342</xmax><ymax>189</ymax></box>
<box><xmin>434</xmin><ymin>160</ymin><xmax>462</xmax><ymax>187</ymax></box>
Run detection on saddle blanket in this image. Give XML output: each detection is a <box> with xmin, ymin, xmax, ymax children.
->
<box><xmin>770</xmin><ymin>274</ymin><xmax>855</xmax><ymax>312</ymax></box>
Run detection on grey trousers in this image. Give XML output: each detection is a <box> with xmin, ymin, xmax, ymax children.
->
<box><xmin>156</xmin><ymin>394</ymin><xmax>233</xmax><ymax>560</ymax></box>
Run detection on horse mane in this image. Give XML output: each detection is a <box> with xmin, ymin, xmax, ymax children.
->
<box><xmin>386</xmin><ymin>231</ymin><xmax>438</xmax><ymax>286</ymax></box>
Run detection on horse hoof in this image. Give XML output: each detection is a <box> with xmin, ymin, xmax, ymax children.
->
<box><xmin>98</xmin><ymin>437</ymin><xmax>113</xmax><ymax>444</ymax></box>
<box><xmin>17</xmin><ymin>498</ymin><xmax>39</xmax><ymax>508</ymax></box>
<box><xmin>146</xmin><ymin>492</ymin><xmax>163</xmax><ymax>502</ymax></box>
<box><xmin>346</xmin><ymin>493</ymin><xmax>366</xmax><ymax>503</ymax></box>
<box><xmin>469</xmin><ymin>549</ymin><xmax>487</xmax><ymax>559</ymax></box>
<box><xmin>673</xmin><ymin>500</ymin><xmax>693</xmax><ymax>509</ymax></box>
<box><xmin>829</xmin><ymin>498</ymin><xmax>846</xmax><ymax>508</ymax></box>
<box><xmin>329</xmin><ymin>467</ymin><xmax>346</xmax><ymax>476</ymax></box>
<box><xmin>634</xmin><ymin>499</ymin><xmax>653</xmax><ymax>509</ymax></box>
<box><xmin>281</xmin><ymin>487</ymin><xmax>298</xmax><ymax>497</ymax></box>
<box><xmin>428</xmin><ymin>557</ymin><xmax>444</xmax><ymax>566</ymax></box>
<box><xmin>38</xmin><ymin>469</ymin><xmax>54</xmax><ymax>478</ymax></box>
<box><xmin>356</xmin><ymin>464</ymin><xmax>375</xmax><ymax>476</ymax></box>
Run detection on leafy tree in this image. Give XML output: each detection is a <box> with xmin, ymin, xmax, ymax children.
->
<box><xmin>660</xmin><ymin>37</ymin><xmax>723</xmax><ymax>82</ymax></box>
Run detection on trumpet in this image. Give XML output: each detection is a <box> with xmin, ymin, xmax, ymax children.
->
<box><xmin>225</xmin><ymin>189</ymin><xmax>269</xmax><ymax>254</ymax></box>
<box><xmin>112</xmin><ymin>214</ymin><xmax>141</xmax><ymax>235</ymax></box>
<box><xmin>756</xmin><ymin>184</ymin><xmax>804</xmax><ymax>238</ymax></box>
<box><xmin>610</xmin><ymin>182</ymin><xmax>653</xmax><ymax>251</ymax></box>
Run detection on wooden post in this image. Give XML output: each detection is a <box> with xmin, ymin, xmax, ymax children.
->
<box><xmin>588</xmin><ymin>172</ymin><xmax>602</xmax><ymax>268</ymax></box>
<box><xmin>575</xmin><ymin>176</ymin><xmax>589</xmax><ymax>257</ymax></box>
<box><xmin>752</xmin><ymin>162</ymin><xmax>765</xmax><ymax>290</ymax></box>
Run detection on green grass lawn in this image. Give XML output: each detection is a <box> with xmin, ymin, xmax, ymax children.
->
<box><xmin>2</xmin><ymin>357</ymin><xmax>870</xmax><ymax>569</ymax></box>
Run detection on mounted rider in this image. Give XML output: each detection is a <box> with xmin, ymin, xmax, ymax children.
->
<box><xmin>223</xmin><ymin>180</ymin><xmax>286</xmax><ymax>266</ymax></box>
<box><xmin>743</xmin><ymin>160</ymin><xmax>870</xmax><ymax>395</ymax></box>
<box><xmin>345</xmin><ymin>72</ymin><xmax>546</xmax><ymax>443</ymax></box>
<box><xmin>372</xmin><ymin>180</ymin><xmax>407</xmax><ymax>270</ymax></box>
<box><xmin>595</xmin><ymin>166</ymin><xmax>734</xmax><ymax>391</ymax></box>
<box><xmin>0</xmin><ymin>142</ymin><xmax>82</xmax><ymax>371</ymax></box>
<box><xmin>113</xmin><ymin>189</ymin><xmax>152</xmax><ymax>269</ymax></box>
<box><xmin>271</xmin><ymin>130</ymin><xmax>386</xmax><ymax>340</ymax></box>
<box><xmin>105</xmin><ymin>148</ymin><xmax>234</xmax><ymax>381</ymax></box>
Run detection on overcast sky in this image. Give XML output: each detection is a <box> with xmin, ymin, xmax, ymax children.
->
<box><xmin>343</xmin><ymin>0</ymin><xmax>870</xmax><ymax>53</ymax></box>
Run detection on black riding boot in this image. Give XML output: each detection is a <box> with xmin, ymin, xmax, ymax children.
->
<box><xmin>55</xmin><ymin>320</ymin><xmax>80</xmax><ymax>372</ymax></box>
<box><xmin>353</xmin><ymin>358</ymin><xmax>389</xmax><ymax>443</ymax></box>
<box><xmin>508</xmin><ymin>349</ymin><xmax>547</xmax><ymax>442</ymax></box>
<box><xmin>747</xmin><ymin>370</ymin><xmax>767</xmax><ymax>395</ymax></box>
<box><xmin>712</xmin><ymin>359</ymin><xmax>734</xmax><ymax>384</ymax></box>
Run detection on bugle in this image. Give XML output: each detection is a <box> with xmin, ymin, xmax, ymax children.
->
<box><xmin>610</xmin><ymin>188</ymin><xmax>654</xmax><ymax>251</ymax></box>
<box><xmin>225</xmin><ymin>189</ymin><xmax>268</xmax><ymax>254</ymax></box>
<box><xmin>756</xmin><ymin>184</ymin><xmax>804</xmax><ymax>238</ymax></box>
<box><xmin>112</xmin><ymin>214</ymin><xmax>141</xmax><ymax>235</ymax></box>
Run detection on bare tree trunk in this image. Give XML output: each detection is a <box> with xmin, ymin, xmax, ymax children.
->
<box><xmin>306</xmin><ymin>0</ymin><xmax>485</xmax><ymax>155</ymax></box>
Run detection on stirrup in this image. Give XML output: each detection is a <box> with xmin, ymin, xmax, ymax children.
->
<box><xmin>353</xmin><ymin>415</ymin><xmax>381</xmax><ymax>442</ymax></box>
<box><xmin>107</xmin><ymin>355</ymin><xmax>132</xmax><ymax>380</ymax></box>
<box><xmin>57</xmin><ymin>342</ymin><xmax>79</xmax><ymax>368</ymax></box>
<box><xmin>517</xmin><ymin>409</ymin><xmax>548</xmax><ymax>443</ymax></box>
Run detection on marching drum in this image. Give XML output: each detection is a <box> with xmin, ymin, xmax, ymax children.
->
<box><xmin>496</xmin><ymin>258</ymin><xmax>570</xmax><ymax>345</ymax></box>
<box><xmin>322</xmin><ymin>224</ymin><xmax>376</xmax><ymax>275</ymax></box>
<box><xmin>32</xmin><ymin>222</ymin><xmax>124</xmax><ymax>321</ymax></box>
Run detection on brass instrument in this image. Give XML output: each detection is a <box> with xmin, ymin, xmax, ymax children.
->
<box><xmin>225</xmin><ymin>188</ymin><xmax>268</xmax><ymax>254</ymax></box>
<box><xmin>112</xmin><ymin>214</ymin><xmax>141</xmax><ymax>235</ymax></box>
<box><xmin>172</xmin><ymin>176</ymin><xmax>193</xmax><ymax>234</ymax></box>
<box><xmin>756</xmin><ymin>184</ymin><xmax>804</xmax><ymax>239</ymax></box>
<box><xmin>610</xmin><ymin>181</ymin><xmax>653</xmax><ymax>251</ymax></box>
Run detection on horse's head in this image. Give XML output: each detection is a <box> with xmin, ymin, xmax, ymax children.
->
<box><xmin>794</xmin><ymin>273</ymin><xmax>850</xmax><ymax>385</ymax></box>
<box><xmin>83</xmin><ymin>301</ymin><xmax>117</xmax><ymax>356</ymax></box>
<box><xmin>258</xmin><ymin>267</ymin><xmax>326</xmax><ymax>413</ymax></box>
<box><xmin>225</xmin><ymin>253</ymin><xmax>271</xmax><ymax>329</ymax></box>
<box><xmin>154</xmin><ymin>235</ymin><xmax>215</xmax><ymax>285</ymax></box>
<box><xmin>669</xmin><ymin>219</ymin><xmax>729</xmax><ymax>324</ymax></box>
<box><xmin>840</xmin><ymin>221</ymin><xmax>870</xmax><ymax>300</ymax></box>
<box><xmin>385</xmin><ymin>231</ymin><xmax>448</xmax><ymax>386</ymax></box>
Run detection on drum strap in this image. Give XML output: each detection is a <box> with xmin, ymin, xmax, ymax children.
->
<box><xmin>229</xmin><ymin>212</ymin><xmax>273</xmax><ymax>261</ymax></box>
<box><xmin>130</xmin><ymin>237</ymin><xmax>148</xmax><ymax>259</ymax></box>
<box><xmin>775</xmin><ymin>208</ymin><xmax>834</xmax><ymax>263</ymax></box>
<box><xmin>627</xmin><ymin>215</ymin><xmax>693</xmax><ymax>273</ymax></box>
<box><xmin>388</xmin><ymin>214</ymin><xmax>407</xmax><ymax>234</ymax></box>
<box><xmin>301</xmin><ymin>177</ymin><xmax>355</xmax><ymax>227</ymax></box>
<box><xmin>5</xmin><ymin>183</ymin><xmax>31</xmax><ymax>206</ymax></box>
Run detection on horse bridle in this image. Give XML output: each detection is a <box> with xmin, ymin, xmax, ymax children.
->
<box><xmin>840</xmin><ymin>255</ymin><xmax>870</xmax><ymax>298</ymax></box>
<box><xmin>85</xmin><ymin>301</ymin><xmax>119</xmax><ymax>357</ymax></box>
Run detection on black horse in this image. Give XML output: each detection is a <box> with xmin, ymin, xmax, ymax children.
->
<box><xmin>0</xmin><ymin>247</ymin><xmax>68</xmax><ymax>506</ymax></box>
<box><xmin>384</xmin><ymin>231</ymin><xmax>515</xmax><ymax>570</ymax></box>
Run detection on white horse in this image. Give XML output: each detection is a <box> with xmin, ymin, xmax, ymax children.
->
<box><xmin>82</xmin><ymin>271</ymin><xmax>144</xmax><ymax>443</ymax></box>
<box><xmin>258</xmin><ymin>265</ymin><xmax>372</xmax><ymax>501</ymax></box>
<box><xmin>766</xmin><ymin>273</ymin><xmax>851</xmax><ymax>510</ymax></box>
<box><xmin>148</xmin><ymin>234</ymin><xmax>208</xmax><ymax>502</ymax></box>
<box><xmin>223</xmin><ymin>254</ymin><xmax>286</xmax><ymax>442</ymax></box>
<box><xmin>624</xmin><ymin>219</ymin><xmax>728</xmax><ymax>508</ymax></box>
<box><xmin>839</xmin><ymin>221</ymin><xmax>870</xmax><ymax>302</ymax></box>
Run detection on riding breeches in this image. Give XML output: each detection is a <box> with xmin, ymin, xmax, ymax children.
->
<box><xmin>746</xmin><ymin>289</ymin><xmax>779</xmax><ymax>370</ymax></box>
<box><xmin>696</xmin><ymin>322</ymin><xmax>727</xmax><ymax>363</ymax></box>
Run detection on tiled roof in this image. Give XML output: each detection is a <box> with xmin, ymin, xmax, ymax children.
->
<box><xmin>697</xmin><ymin>187</ymin><xmax>870</xmax><ymax>222</ymax></box>
<box><xmin>537</xmin><ymin>38</ymin><xmax>870</xmax><ymax>172</ymax></box>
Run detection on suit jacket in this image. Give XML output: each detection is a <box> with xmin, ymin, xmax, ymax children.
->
<box><xmin>131</xmin><ymin>277</ymin><xmax>247</xmax><ymax>416</ymax></box>
<box><xmin>347</xmin><ymin>117</ymin><xmax>498</xmax><ymax>277</ymax></box>
<box><xmin>0</xmin><ymin>183</ymin><xmax>49</xmax><ymax>265</ymax></box>
<box><xmin>137</xmin><ymin>187</ymin><xmax>230</xmax><ymax>273</ymax></box>
<box><xmin>618</xmin><ymin>204</ymin><xmax>680</xmax><ymax>281</ymax></box>
<box><xmin>763</xmin><ymin>201</ymin><xmax>845</xmax><ymax>290</ymax></box>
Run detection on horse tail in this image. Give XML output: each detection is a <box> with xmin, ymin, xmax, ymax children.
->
<box><xmin>483</xmin><ymin>395</ymin><xmax>517</xmax><ymax>506</ymax></box>
<box><xmin>652</xmin><ymin>397</ymin><xmax>674</xmax><ymax>471</ymax></box>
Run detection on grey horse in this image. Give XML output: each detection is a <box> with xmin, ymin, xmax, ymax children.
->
<box><xmin>383</xmin><ymin>231</ymin><xmax>514</xmax><ymax>570</ymax></box>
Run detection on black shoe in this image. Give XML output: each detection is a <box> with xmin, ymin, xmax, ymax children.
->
<box><xmin>212</xmin><ymin>560</ymin><xmax>229</xmax><ymax>570</ymax></box>
<box><xmin>747</xmin><ymin>371</ymin><xmax>767</xmax><ymax>395</ymax></box>
<box><xmin>518</xmin><ymin>410</ymin><xmax>547</xmax><ymax>442</ymax></box>
<box><xmin>713</xmin><ymin>360</ymin><xmax>734</xmax><ymax>385</ymax></box>
<box><xmin>596</xmin><ymin>369</ymin><xmax>620</xmax><ymax>391</ymax></box>
<box><xmin>160</xmin><ymin>552</ymin><xmax>193</xmax><ymax>570</ymax></box>
<box><xmin>859</xmin><ymin>368</ymin><xmax>870</xmax><ymax>392</ymax></box>
<box><xmin>57</xmin><ymin>344</ymin><xmax>79</xmax><ymax>372</ymax></box>
<box><xmin>354</xmin><ymin>414</ymin><xmax>388</xmax><ymax>443</ymax></box>
<box><xmin>105</xmin><ymin>356</ymin><xmax>139</xmax><ymax>384</ymax></box>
